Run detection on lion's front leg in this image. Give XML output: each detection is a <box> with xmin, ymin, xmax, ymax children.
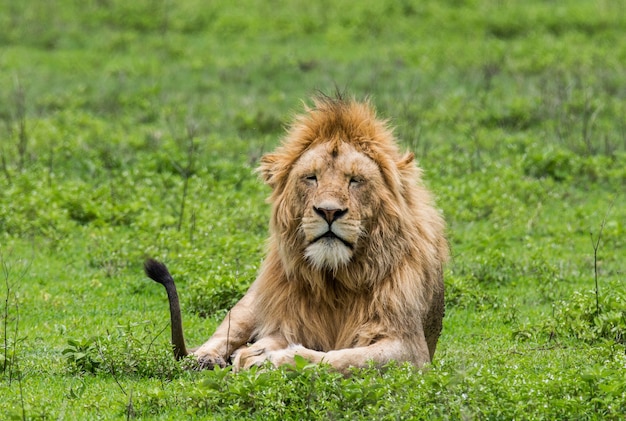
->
<box><xmin>192</xmin><ymin>289</ymin><xmax>258</xmax><ymax>369</ymax></box>
<box><xmin>264</xmin><ymin>336</ymin><xmax>431</xmax><ymax>373</ymax></box>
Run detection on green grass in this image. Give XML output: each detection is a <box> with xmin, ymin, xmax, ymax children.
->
<box><xmin>1</xmin><ymin>0</ymin><xmax>625</xmax><ymax>419</ymax></box>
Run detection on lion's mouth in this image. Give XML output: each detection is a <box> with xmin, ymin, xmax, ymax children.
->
<box><xmin>312</xmin><ymin>231</ymin><xmax>353</xmax><ymax>249</ymax></box>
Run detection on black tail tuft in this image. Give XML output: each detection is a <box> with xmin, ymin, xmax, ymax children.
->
<box><xmin>144</xmin><ymin>258</ymin><xmax>173</xmax><ymax>286</ymax></box>
<box><xmin>143</xmin><ymin>258</ymin><xmax>189</xmax><ymax>360</ymax></box>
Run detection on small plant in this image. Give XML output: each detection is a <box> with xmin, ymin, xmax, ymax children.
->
<box><xmin>62</xmin><ymin>337</ymin><xmax>102</xmax><ymax>374</ymax></box>
<box><xmin>63</xmin><ymin>322</ymin><xmax>186</xmax><ymax>380</ymax></box>
<box><xmin>543</xmin><ymin>203</ymin><xmax>626</xmax><ymax>347</ymax></box>
<box><xmin>1</xmin><ymin>250</ymin><xmax>29</xmax><ymax>380</ymax></box>
<box><xmin>1</xmin><ymin>250</ymin><xmax>29</xmax><ymax>421</ymax></box>
<box><xmin>590</xmin><ymin>202</ymin><xmax>613</xmax><ymax>317</ymax></box>
<box><xmin>547</xmin><ymin>288</ymin><xmax>626</xmax><ymax>345</ymax></box>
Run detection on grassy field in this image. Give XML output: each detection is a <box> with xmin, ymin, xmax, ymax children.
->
<box><xmin>1</xmin><ymin>0</ymin><xmax>625</xmax><ymax>419</ymax></box>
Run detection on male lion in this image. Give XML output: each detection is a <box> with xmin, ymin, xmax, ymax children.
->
<box><xmin>146</xmin><ymin>94</ymin><xmax>448</xmax><ymax>372</ymax></box>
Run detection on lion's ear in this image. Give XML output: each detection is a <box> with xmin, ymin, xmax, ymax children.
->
<box><xmin>396</xmin><ymin>152</ymin><xmax>422</xmax><ymax>182</ymax></box>
<box><xmin>397</xmin><ymin>152</ymin><xmax>415</xmax><ymax>169</ymax></box>
<box><xmin>257</xmin><ymin>153</ymin><xmax>279</xmax><ymax>188</ymax></box>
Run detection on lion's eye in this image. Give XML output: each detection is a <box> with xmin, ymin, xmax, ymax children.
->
<box><xmin>304</xmin><ymin>175</ymin><xmax>317</xmax><ymax>183</ymax></box>
<box><xmin>349</xmin><ymin>176</ymin><xmax>364</xmax><ymax>185</ymax></box>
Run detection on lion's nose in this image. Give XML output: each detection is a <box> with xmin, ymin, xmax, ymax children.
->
<box><xmin>314</xmin><ymin>206</ymin><xmax>347</xmax><ymax>224</ymax></box>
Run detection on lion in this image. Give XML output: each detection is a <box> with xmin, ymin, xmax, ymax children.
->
<box><xmin>146</xmin><ymin>94</ymin><xmax>448</xmax><ymax>373</ymax></box>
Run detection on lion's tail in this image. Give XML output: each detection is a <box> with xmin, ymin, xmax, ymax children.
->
<box><xmin>144</xmin><ymin>258</ymin><xmax>189</xmax><ymax>360</ymax></box>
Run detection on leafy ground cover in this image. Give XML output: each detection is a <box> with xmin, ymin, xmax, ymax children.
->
<box><xmin>1</xmin><ymin>0</ymin><xmax>625</xmax><ymax>419</ymax></box>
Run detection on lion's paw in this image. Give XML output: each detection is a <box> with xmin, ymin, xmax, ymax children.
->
<box><xmin>265</xmin><ymin>344</ymin><xmax>309</xmax><ymax>367</ymax></box>
<box><xmin>232</xmin><ymin>346</ymin><xmax>270</xmax><ymax>371</ymax></box>
<box><xmin>232</xmin><ymin>344</ymin><xmax>317</xmax><ymax>371</ymax></box>
<box><xmin>191</xmin><ymin>347</ymin><xmax>228</xmax><ymax>370</ymax></box>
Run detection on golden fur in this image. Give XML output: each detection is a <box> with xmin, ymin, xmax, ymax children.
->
<box><xmin>193</xmin><ymin>95</ymin><xmax>448</xmax><ymax>372</ymax></box>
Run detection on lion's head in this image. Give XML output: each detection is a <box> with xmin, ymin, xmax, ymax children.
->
<box><xmin>258</xmin><ymin>95</ymin><xmax>447</xmax><ymax>295</ymax></box>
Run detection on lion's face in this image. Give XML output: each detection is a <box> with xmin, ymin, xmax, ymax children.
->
<box><xmin>290</xmin><ymin>141</ymin><xmax>384</xmax><ymax>271</ymax></box>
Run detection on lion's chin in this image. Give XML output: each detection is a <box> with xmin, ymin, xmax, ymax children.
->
<box><xmin>304</xmin><ymin>240</ymin><xmax>353</xmax><ymax>272</ymax></box>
